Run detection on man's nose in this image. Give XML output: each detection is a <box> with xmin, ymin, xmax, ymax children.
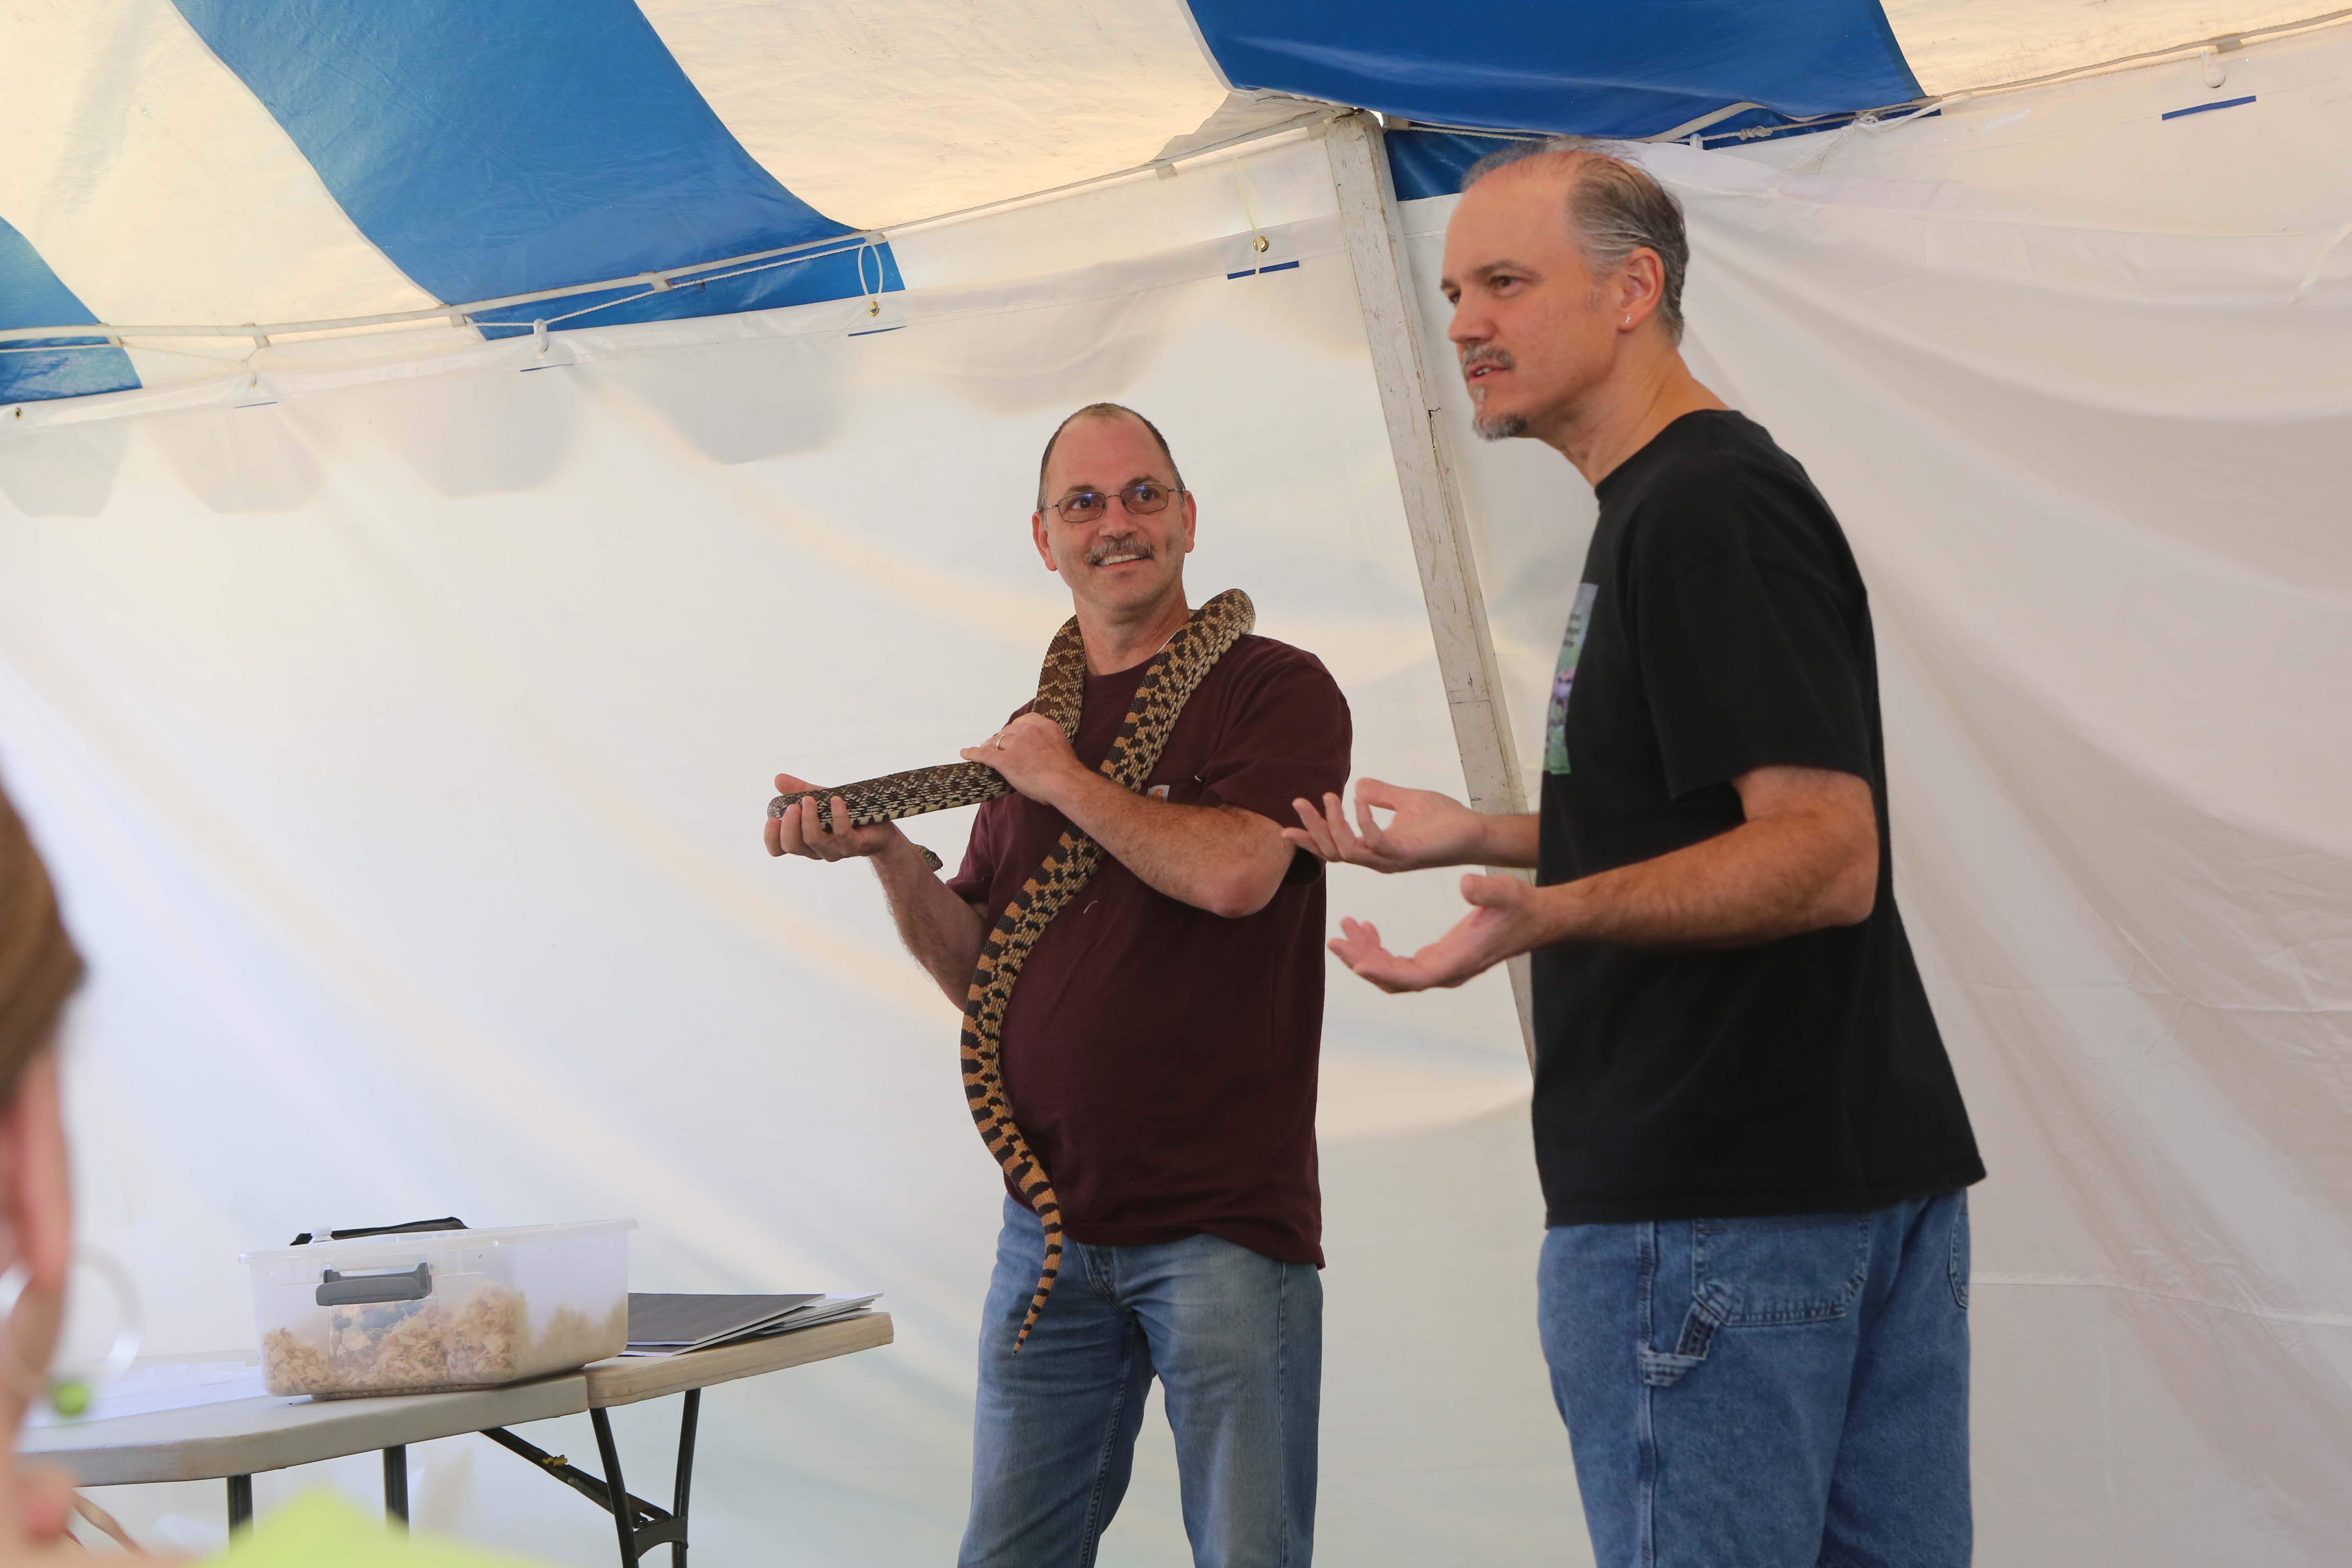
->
<box><xmin>1447</xmin><ymin>304</ymin><xmax>1483</xmax><ymax>349</ymax></box>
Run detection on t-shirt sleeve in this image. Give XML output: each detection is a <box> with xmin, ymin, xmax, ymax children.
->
<box><xmin>944</xmin><ymin>801</ymin><xmax>1005</xmax><ymax>907</ymax></box>
<box><xmin>1630</xmin><ymin>478</ymin><xmax>1874</xmax><ymax>799</ymax></box>
<box><xmin>944</xmin><ymin>704</ymin><xmax>1027</xmax><ymax>905</ymax></box>
<box><xmin>1196</xmin><ymin>649</ymin><xmax>1353</xmax><ymax>882</ymax></box>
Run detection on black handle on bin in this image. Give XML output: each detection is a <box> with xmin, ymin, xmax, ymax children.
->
<box><xmin>316</xmin><ymin>1262</ymin><xmax>433</xmax><ymax>1307</ymax></box>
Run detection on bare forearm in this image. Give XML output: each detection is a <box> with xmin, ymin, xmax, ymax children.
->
<box><xmin>1474</xmin><ymin>812</ymin><xmax>1541</xmax><ymax>869</ymax></box>
<box><xmin>1049</xmin><ymin>771</ymin><xmax>1291</xmax><ymax>918</ymax></box>
<box><xmin>1534</xmin><ymin>815</ymin><xmax>1875</xmax><ymax>950</ymax></box>
<box><xmin>871</xmin><ymin>833</ymin><xmax>987</xmax><ymax>1003</ymax></box>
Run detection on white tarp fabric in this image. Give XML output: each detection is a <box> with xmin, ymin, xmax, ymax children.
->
<box><xmin>1</xmin><ymin>30</ymin><xmax>2348</xmax><ymax>1567</ymax></box>
<box><xmin>1394</xmin><ymin>50</ymin><xmax>2352</xmax><ymax>1564</ymax></box>
<box><xmin>1882</xmin><ymin>0</ymin><xmax>2329</xmax><ymax>95</ymax></box>
<box><xmin>0</xmin><ymin>167</ymin><xmax>1566</xmax><ymax>1561</ymax></box>
<box><xmin>4</xmin><ymin>1</ymin><xmax>2327</xmax><ymax>412</ymax></box>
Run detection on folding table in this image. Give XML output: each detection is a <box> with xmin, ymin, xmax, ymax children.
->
<box><xmin>20</xmin><ymin>1312</ymin><xmax>893</xmax><ymax>1565</ymax></box>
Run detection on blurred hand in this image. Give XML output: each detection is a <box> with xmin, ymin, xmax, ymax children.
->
<box><xmin>764</xmin><ymin>773</ymin><xmax>899</xmax><ymax>860</ymax></box>
<box><xmin>1327</xmin><ymin>872</ymin><xmax>1543</xmax><ymax>991</ymax></box>
<box><xmin>1285</xmin><ymin>779</ymin><xmax>1487</xmax><ymax>874</ymax></box>
<box><xmin>18</xmin><ymin>1467</ymin><xmax>76</xmax><ymax>1548</ymax></box>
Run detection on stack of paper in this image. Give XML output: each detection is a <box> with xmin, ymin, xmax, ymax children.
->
<box><xmin>622</xmin><ymin>1293</ymin><xmax>882</xmax><ymax>1357</ymax></box>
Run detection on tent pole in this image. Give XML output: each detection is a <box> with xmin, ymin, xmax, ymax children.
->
<box><xmin>1324</xmin><ymin>111</ymin><xmax>1536</xmax><ymax>1071</ymax></box>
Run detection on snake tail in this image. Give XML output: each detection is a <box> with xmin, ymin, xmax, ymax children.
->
<box><xmin>960</xmin><ymin>825</ymin><xmax>1099</xmax><ymax>1352</ymax></box>
<box><xmin>776</xmin><ymin>593</ymin><xmax>1252</xmax><ymax>1353</ymax></box>
<box><xmin>957</xmin><ymin>591</ymin><xmax>1253</xmax><ymax>1352</ymax></box>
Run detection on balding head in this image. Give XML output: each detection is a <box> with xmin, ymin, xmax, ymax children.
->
<box><xmin>1036</xmin><ymin>403</ymin><xmax>1185</xmax><ymax>511</ymax></box>
<box><xmin>1462</xmin><ymin>138</ymin><xmax>1689</xmax><ymax>344</ymax></box>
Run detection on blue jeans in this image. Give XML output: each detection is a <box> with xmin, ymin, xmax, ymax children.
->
<box><xmin>959</xmin><ymin>1196</ymin><xmax>1321</xmax><ymax>1568</ymax></box>
<box><xmin>1539</xmin><ymin>1192</ymin><xmax>1971</xmax><ymax>1568</ymax></box>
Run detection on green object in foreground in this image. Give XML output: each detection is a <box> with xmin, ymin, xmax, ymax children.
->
<box><xmin>216</xmin><ymin>1492</ymin><xmax>555</xmax><ymax>1566</ymax></box>
<box><xmin>49</xmin><ymin>1379</ymin><xmax>89</xmax><ymax>1418</ymax></box>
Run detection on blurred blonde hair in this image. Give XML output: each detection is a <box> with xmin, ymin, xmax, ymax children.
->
<box><xmin>0</xmin><ymin>782</ymin><xmax>80</xmax><ymax>1095</ymax></box>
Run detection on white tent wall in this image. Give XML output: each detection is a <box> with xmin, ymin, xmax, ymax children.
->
<box><xmin>0</xmin><ymin>143</ymin><xmax>1573</xmax><ymax>1563</ymax></box>
<box><xmin>2</xmin><ymin>14</ymin><xmax>2348</xmax><ymax>1561</ymax></box>
<box><xmin>1399</xmin><ymin>24</ymin><xmax>2352</xmax><ymax>1566</ymax></box>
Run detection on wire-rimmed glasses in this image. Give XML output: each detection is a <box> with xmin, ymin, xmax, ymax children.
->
<box><xmin>1041</xmin><ymin>481</ymin><xmax>1184</xmax><ymax>524</ymax></box>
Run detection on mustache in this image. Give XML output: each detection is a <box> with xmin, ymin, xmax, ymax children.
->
<box><xmin>1459</xmin><ymin>346</ymin><xmax>1514</xmax><ymax>373</ymax></box>
<box><xmin>1086</xmin><ymin>534</ymin><xmax>1156</xmax><ymax>566</ymax></box>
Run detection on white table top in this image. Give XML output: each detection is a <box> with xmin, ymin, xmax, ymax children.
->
<box><xmin>21</xmin><ymin>1312</ymin><xmax>893</xmax><ymax>1486</ymax></box>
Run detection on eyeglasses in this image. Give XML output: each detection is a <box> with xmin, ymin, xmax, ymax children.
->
<box><xmin>1042</xmin><ymin>481</ymin><xmax>1183</xmax><ymax>524</ymax></box>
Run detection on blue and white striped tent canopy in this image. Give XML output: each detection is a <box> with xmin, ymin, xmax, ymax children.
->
<box><xmin>0</xmin><ymin>1</ymin><xmax>2316</xmax><ymax>405</ymax></box>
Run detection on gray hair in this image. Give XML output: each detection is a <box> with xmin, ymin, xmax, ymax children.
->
<box><xmin>1462</xmin><ymin>137</ymin><xmax>1689</xmax><ymax>344</ymax></box>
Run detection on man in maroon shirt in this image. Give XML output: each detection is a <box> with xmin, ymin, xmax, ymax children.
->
<box><xmin>766</xmin><ymin>403</ymin><xmax>1351</xmax><ymax>1568</ymax></box>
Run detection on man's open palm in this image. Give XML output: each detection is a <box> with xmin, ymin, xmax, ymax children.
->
<box><xmin>1326</xmin><ymin>873</ymin><xmax>1539</xmax><ymax>991</ymax></box>
<box><xmin>1286</xmin><ymin>778</ymin><xmax>1486</xmax><ymax>874</ymax></box>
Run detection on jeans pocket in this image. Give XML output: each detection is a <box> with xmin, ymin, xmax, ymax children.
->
<box><xmin>1948</xmin><ymin>1192</ymin><xmax>1971</xmax><ymax>1311</ymax></box>
<box><xmin>1690</xmin><ymin>1212</ymin><xmax>1873</xmax><ymax>1327</ymax></box>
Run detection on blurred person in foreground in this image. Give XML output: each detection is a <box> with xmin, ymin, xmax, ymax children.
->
<box><xmin>0</xmin><ymin>782</ymin><xmax>541</xmax><ymax>1564</ymax></box>
<box><xmin>1286</xmin><ymin>140</ymin><xmax>1984</xmax><ymax>1567</ymax></box>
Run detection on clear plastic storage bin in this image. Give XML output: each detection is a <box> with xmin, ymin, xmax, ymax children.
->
<box><xmin>243</xmin><ymin>1221</ymin><xmax>634</xmax><ymax>1398</ymax></box>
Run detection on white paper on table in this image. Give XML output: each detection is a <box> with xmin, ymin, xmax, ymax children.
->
<box><xmin>24</xmin><ymin>1360</ymin><xmax>267</xmax><ymax>1428</ymax></box>
<box><xmin>618</xmin><ymin>1294</ymin><xmax>881</xmax><ymax>1356</ymax></box>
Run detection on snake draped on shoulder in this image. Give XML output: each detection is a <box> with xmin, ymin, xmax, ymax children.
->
<box><xmin>770</xmin><ymin>588</ymin><xmax>1256</xmax><ymax>1349</ymax></box>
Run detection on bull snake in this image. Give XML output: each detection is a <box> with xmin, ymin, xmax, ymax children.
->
<box><xmin>770</xmin><ymin>588</ymin><xmax>1255</xmax><ymax>1349</ymax></box>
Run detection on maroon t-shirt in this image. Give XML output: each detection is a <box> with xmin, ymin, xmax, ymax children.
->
<box><xmin>946</xmin><ymin>633</ymin><xmax>1352</xmax><ymax>1266</ymax></box>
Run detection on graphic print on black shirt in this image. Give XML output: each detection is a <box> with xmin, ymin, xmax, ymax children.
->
<box><xmin>1543</xmin><ymin>583</ymin><xmax>1598</xmax><ymax>775</ymax></box>
<box><xmin>1532</xmin><ymin>410</ymin><xmax>1983</xmax><ymax>1226</ymax></box>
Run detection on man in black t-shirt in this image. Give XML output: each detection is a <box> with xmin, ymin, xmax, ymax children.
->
<box><xmin>1287</xmin><ymin>141</ymin><xmax>1984</xmax><ymax>1567</ymax></box>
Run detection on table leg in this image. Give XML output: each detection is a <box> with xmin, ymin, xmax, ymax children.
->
<box><xmin>225</xmin><ymin>1475</ymin><xmax>252</xmax><ymax>1533</ymax></box>
<box><xmin>672</xmin><ymin>1390</ymin><xmax>700</xmax><ymax>1568</ymax></box>
<box><xmin>590</xmin><ymin>1408</ymin><xmax>640</xmax><ymax>1566</ymax></box>
<box><xmin>483</xmin><ymin>1412</ymin><xmax>686</xmax><ymax>1565</ymax></box>
<box><xmin>383</xmin><ymin>1445</ymin><xmax>409</xmax><ymax>1529</ymax></box>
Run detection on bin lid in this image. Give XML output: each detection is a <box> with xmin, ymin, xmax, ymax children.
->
<box><xmin>239</xmin><ymin>1218</ymin><xmax>635</xmax><ymax>1266</ymax></box>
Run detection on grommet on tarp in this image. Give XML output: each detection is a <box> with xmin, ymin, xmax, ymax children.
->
<box><xmin>533</xmin><ymin>319</ymin><xmax>549</xmax><ymax>355</ymax></box>
<box><xmin>857</xmin><ymin>241</ymin><xmax>884</xmax><ymax>317</ymax></box>
<box><xmin>1238</xmin><ymin>164</ymin><xmax>1270</xmax><ymax>256</ymax></box>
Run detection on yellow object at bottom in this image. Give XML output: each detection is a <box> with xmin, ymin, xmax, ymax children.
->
<box><xmin>211</xmin><ymin>1491</ymin><xmax>552</xmax><ymax>1568</ymax></box>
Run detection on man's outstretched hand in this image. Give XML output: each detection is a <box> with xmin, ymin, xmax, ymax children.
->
<box><xmin>1327</xmin><ymin>872</ymin><xmax>1548</xmax><ymax>991</ymax></box>
<box><xmin>1285</xmin><ymin>779</ymin><xmax>1488</xmax><ymax>874</ymax></box>
<box><xmin>765</xmin><ymin>772</ymin><xmax>900</xmax><ymax>860</ymax></box>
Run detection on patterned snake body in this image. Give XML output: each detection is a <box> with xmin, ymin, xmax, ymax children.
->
<box><xmin>769</xmin><ymin>588</ymin><xmax>1256</xmax><ymax>1349</ymax></box>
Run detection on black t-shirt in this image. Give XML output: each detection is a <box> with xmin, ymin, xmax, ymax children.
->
<box><xmin>1533</xmin><ymin>410</ymin><xmax>1983</xmax><ymax>1225</ymax></box>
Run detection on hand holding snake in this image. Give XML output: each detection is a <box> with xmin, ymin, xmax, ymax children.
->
<box><xmin>766</xmin><ymin>588</ymin><xmax>1256</xmax><ymax>1351</ymax></box>
<box><xmin>958</xmin><ymin>713</ymin><xmax>1085</xmax><ymax>802</ymax></box>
